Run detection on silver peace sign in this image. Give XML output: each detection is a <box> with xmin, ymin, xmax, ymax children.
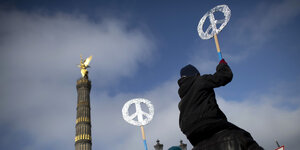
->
<box><xmin>122</xmin><ymin>98</ymin><xmax>154</xmax><ymax>126</ymax></box>
<box><xmin>197</xmin><ymin>5</ymin><xmax>231</xmax><ymax>40</ymax></box>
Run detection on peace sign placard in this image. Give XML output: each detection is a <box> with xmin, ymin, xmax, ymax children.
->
<box><xmin>122</xmin><ymin>98</ymin><xmax>154</xmax><ymax>126</ymax></box>
<box><xmin>197</xmin><ymin>5</ymin><xmax>231</xmax><ymax>40</ymax></box>
<box><xmin>197</xmin><ymin>4</ymin><xmax>231</xmax><ymax>61</ymax></box>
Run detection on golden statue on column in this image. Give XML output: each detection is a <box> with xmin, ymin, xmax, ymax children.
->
<box><xmin>78</xmin><ymin>55</ymin><xmax>92</xmax><ymax>77</ymax></box>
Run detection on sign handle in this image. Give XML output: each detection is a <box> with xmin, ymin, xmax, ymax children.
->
<box><xmin>275</xmin><ymin>140</ymin><xmax>280</xmax><ymax>148</ymax></box>
<box><xmin>140</xmin><ymin>126</ymin><xmax>148</xmax><ymax>150</ymax></box>
<box><xmin>214</xmin><ymin>34</ymin><xmax>223</xmax><ymax>61</ymax></box>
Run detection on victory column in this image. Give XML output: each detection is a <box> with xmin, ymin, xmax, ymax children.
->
<box><xmin>75</xmin><ymin>56</ymin><xmax>93</xmax><ymax>150</ymax></box>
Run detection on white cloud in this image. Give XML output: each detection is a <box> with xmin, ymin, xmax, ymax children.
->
<box><xmin>0</xmin><ymin>9</ymin><xmax>155</xmax><ymax>150</ymax></box>
<box><xmin>1</xmin><ymin>3</ymin><xmax>299</xmax><ymax>150</ymax></box>
<box><xmin>218</xmin><ymin>92</ymin><xmax>300</xmax><ymax>150</ymax></box>
<box><xmin>0</xmin><ymin>9</ymin><xmax>155</xmax><ymax>86</ymax></box>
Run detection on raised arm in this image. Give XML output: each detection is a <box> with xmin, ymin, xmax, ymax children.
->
<box><xmin>202</xmin><ymin>59</ymin><xmax>233</xmax><ymax>88</ymax></box>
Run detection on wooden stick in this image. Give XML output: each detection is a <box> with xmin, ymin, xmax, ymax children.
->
<box><xmin>214</xmin><ymin>34</ymin><xmax>223</xmax><ymax>61</ymax></box>
<box><xmin>140</xmin><ymin>126</ymin><xmax>148</xmax><ymax>150</ymax></box>
<box><xmin>141</xmin><ymin>126</ymin><xmax>146</xmax><ymax>140</ymax></box>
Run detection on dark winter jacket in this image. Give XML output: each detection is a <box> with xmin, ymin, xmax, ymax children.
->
<box><xmin>178</xmin><ymin>61</ymin><xmax>238</xmax><ymax>146</ymax></box>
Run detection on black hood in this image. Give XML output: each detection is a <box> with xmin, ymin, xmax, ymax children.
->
<box><xmin>180</xmin><ymin>64</ymin><xmax>200</xmax><ymax>77</ymax></box>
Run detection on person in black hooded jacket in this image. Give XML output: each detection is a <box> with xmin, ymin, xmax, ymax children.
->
<box><xmin>178</xmin><ymin>59</ymin><xmax>263</xmax><ymax>150</ymax></box>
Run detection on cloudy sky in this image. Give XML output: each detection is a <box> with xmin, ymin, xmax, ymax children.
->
<box><xmin>0</xmin><ymin>0</ymin><xmax>299</xmax><ymax>150</ymax></box>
